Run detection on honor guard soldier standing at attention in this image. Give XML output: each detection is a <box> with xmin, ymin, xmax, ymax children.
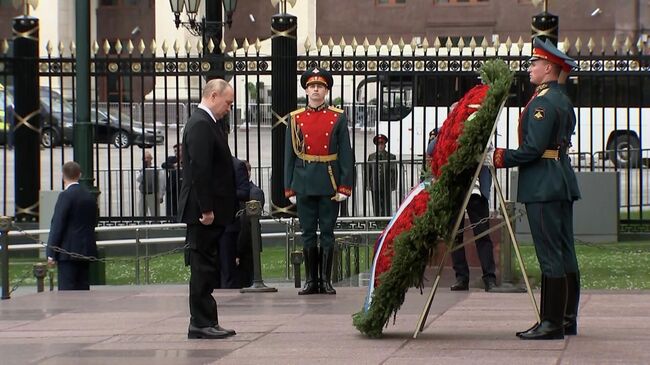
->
<box><xmin>493</xmin><ymin>38</ymin><xmax>581</xmax><ymax>340</ymax></box>
<box><xmin>285</xmin><ymin>67</ymin><xmax>355</xmax><ymax>295</ymax></box>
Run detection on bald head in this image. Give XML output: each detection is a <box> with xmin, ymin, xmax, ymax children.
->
<box><xmin>201</xmin><ymin>79</ymin><xmax>234</xmax><ymax>120</ymax></box>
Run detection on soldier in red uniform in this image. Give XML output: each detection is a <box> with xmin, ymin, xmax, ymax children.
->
<box><xmin>284</xmin><ymin>67</ymin><xmax>355</xmax><ymax>295</ymax></box>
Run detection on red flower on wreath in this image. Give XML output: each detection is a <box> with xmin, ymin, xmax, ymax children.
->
<box><xmin>430</xmin><ymin>84</ymin><xmax>489</xmax><ymax>177</ymax></box>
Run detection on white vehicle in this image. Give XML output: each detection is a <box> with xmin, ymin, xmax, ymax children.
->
<box><xmin>363</xmin><ymin>74</ymin><xmax>648</xmax><ymax>168</ymax></box>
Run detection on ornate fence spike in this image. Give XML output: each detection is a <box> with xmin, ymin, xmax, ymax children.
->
<box><xmin>126</xmin><ymin>39</ymin><xmax>134</xmax><ymax>55</ymax></box>
<box><xmin>231</xmin><ymin>39</ymin><xmax>238</xmax><ymax>53</ymax></box>
<box><xmin>218</xmin><ymin>38</ymin><xmax>225</xmax><ymax>53</ymax></box>
<box><xmin>637</xmin><ymin>36</ymin><xmax>645</xmax><ymax>53</ymax></box>
<box><xmin>58</xmin><ymin>41</ymin><xmax>65</xmax><ymax>56</ymax></box>
<box><xmin>316</xmin><ymin>37</ymin><xmax>323</xmax><ymax>51</ymax></box>
<box><xmin>45</xmin><ymin>40</ymin><xmax>53</xmax><ymax>55</ymax></box>
<box><xmin>115</xmin><ymin>39</ymin><xmax>123</xmax><ymax>55</ymax></box>
<box><xmin>362</xmin><ymin>37</ymin><xmax>370</xmax><ymax>52</ymax></box>
<box><xmin>561</xmin><ymin>37</ymin><xmax>570</xmax><ymax>53</ymax></box>
<box><xmin>480</xmin><ymin>37</ymin><xmax>488</xmax><ymax>49</ymax></box>
<box><xmin>173</xmin><ymin>39</ymin><xmax>180</xmax><ymax>54</ymax></box>
<box><xmin>587</xmin><ymin>37</ymin><xmax>595</xmax><ymax>53</ymax></box>
<box><xmin>421</xmin><ymin>37</ymin><xmax>429</xmax><ymax>51</ymax></box>
<box><xmin>103</xmin><ymin>39</ymin><xmax>111</xmax><ymax>55</ymax></box>
<box><xmin>185</xmin><ymin>39</ymin><xmax>192</xmax><ymax>55</ymax></box>
<box><xmin>492</xmin><ymin>34</ymin><xmax>500</xmax><ymax>51</ymax></box>
<box><xmin>433</xmin><ymin>37</ymin><xmax>441</xmax><ymax>51</ymax></box>
<box><xmin>410</xmin><ymin>37</ymin><xmax>417</xmax><ymax>52</ymax></box>
<box><xmin>469</xmin><ymin>37</ymin><xmax>477</xmax><ymax>51</ymax></box>
<box><xmin>303</xmin><ymin>36</ymin><xmax>311</xmax><ymax>53</ymax></box>
<box><xmin>151</xmin><ymin>39</ymin><xmax>158</xmax><ymax>54</ymax></box>
<box><xmin>137</xmin><ymin>39</ymin><xmax>145</xmax><ymax>55</ymax></box>
<box><xmin>327</xmin><ymin>37</ymin><xmax>334</xmax><ymax>51</ymax></box>
<box><xmin>207</xmin><ymin>39</ymin><xmax>215</xmax><ymax>53</ymax></box>
<box><xmin>575</xmin><ymin>37</ymin><xmax>582</xmax><ymax>53</ymax></box>
<box><xmin>505</xmin><ymin>36</ymin><xmax>512</xmax><ymax>52</ymax></box>
<box><xmin>374</xmin><ymin>37</ymin><xmax>382</xmax><ymax>52</ymax></box>
<box><xmin>623</xmin><ymin>36</ymin><xmax>632</xmax><ymax>54</ymax></box>
<box><xmin>352</xmin><ymin>36</ymin><xmax>358</xmax><ymax>49</ymax></box>
<box><xmin>398</xmin><ymin>37</ymin><xmax>405</xmax><ymax>52</ymax></box>
<box><xmin>196</xmin><ymin>39</ymin><xmax>203</xmax><ymax>54</ymax></box>
<box><xmin>92</xmin><ymin>40</ymin><xmax>99</xmax><ymax>55</ymax></box>
<box><xmin>611</xmin><ymin>36</ymin><xmax>620</xmax><ymax>53</ymax></box>
<box><xmin>255</xmin><ymin>38</ymin><xmax>262</xmax><ymax>52</ymax></box>
<box><xmin>243</xmin><ymin>37</ymin><xmax>250</xmax><ymax>53</ymax></box>
<box><xmin>601</xmin><ymin>36</ymin><xmax>607</xmax><ymax>54</ymax></box>
<box><xmin>162</xmin><ymin>39</ymin><xmax>169</xmax><ymax>54</ymax></box>
<box><xmin>1</xmin><ymin>39</ymin><xmax>8</xmax><ymax>55</ymax></box>
<box><xmin>517</xmin><ymin>36</ymin><xmax>524</xmax><ymax>50</ymax></box>
<box><xmin>339</xmin><ymin>36</ymin><xmax>347</xmax><ymax>52</ymax></box>
<box><xmin>457</xmin><ymin>37</ymin><xmax>465</xmax><ymax>49</ymax></box>
<box><xmin>445</xmin><ymin>37</ymin><xmax>453</xmax><ymax>49</ymax></box>
<box><xmin>70</xmin><ymin>41</ymin><xmax>75</xmax><ymax>56</ymax></box>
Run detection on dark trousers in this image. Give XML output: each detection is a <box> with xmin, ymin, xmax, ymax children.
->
<box><xmin>57</xmin><ymin>260</ymin><xmax>90</xmax><ymax>290</ymax></box>
<box><xmin>451</xmin><ymin>194</ymin><xmax>496</xmax><ymax>281</ymax></box>
<box><xmin>217</xmin><ymin>228</ymin><xmax>239</xmax><ymax>289</ymax></box>
<box><xmin>526</xmin><ymin>201</ymin><xmax>578</xmax><ymax>278</ymax></box>
<box><xmin>186</xmin><ymin>224</ymin><xmax>224</xmax><ymax>328</ymax></box>
<box><xmin>296</xmin><ymin>195</ymin><xmax>339</xmax><ymax>249</ymax></box>
<box><xmin>371</xmin><ymin>188</ymin><xmax>392</xmax><ymax>216</ymax></box>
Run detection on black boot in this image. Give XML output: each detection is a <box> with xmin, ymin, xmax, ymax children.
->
<box><xmin>519</xmin><ymin>276</ymin><xmax>566</xmax><ymax>340</ymax></box>
<box><xmin>517</xmin><ymin>275</ymin><xmax>546</xmax><ymax>337</ymax></box>
<box><xmin>298</xmin><ymin>247</ymin><xmax>319</xmax><ymax>295</ymax></box>
<box><xmin>319</xmin><ymin>246</ymin><xmax>336</xmax><ymax>295</ymax></box>
<box><xmin>564</xmin><ymin>272</ymin><xmax>580</xmax><ymax>335</ymax></box>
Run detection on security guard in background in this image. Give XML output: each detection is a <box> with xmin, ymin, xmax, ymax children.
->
<box><xmin>493</xmin><ymin>38</ymin><xmax>581</xmax><ymax>340</ymax></box>
<box><xmin>366</xmin><ymin>134</ymin><xmax>397</xmax><ymax>216</ymax></box>
<box><xmin>284</xmin><ymin>67</ymin><xmax>355</xmax><ymax>295</ymax></box>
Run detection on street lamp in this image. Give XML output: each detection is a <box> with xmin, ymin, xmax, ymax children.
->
<box><xmin>169</xmin><ymin>0</ymin><xmax>238</xmax><ymax>36</ymax></box>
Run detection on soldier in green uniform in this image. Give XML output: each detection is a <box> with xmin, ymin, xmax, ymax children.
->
<box><xmin>284</xmin><ymin>67</ymin><xmax>355</xmax><ymax>295</ymax></box>
<box><xmin>366</xmin><ymin>134</ymin><xmax>397</xmax><ymax>216</ymax></box>
<box><xmin>493</xmin><ymin>38</ymin><xmax>581</xmax><ymax>340</ymax></box>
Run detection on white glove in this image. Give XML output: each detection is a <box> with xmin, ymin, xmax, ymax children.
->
<box><xmin>331</xmin><ymin>193</ymin><xmax>349</xmax><ymax>202</ymax></box>
<box><xmin>289</xmin><ymin>196</ymin><xmax>297</xmax><ymax>204</ymax></box>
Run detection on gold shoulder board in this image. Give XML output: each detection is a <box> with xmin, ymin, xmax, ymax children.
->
<box><xmin>328</xmin><ymin>105</ymin><xmax>344</xmax><ymax>113</ymax></box>
<box><xmin>537</xmin><ymin>88</ymin><xmax>549</xmax><ymax>97</ymax></box>
<box><xmin>290</xmin><ymin>107</ymin><xmax>306</xmax><ymax>117</ymax></box>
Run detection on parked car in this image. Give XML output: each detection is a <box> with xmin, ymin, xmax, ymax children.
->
<box><xmin>3</xmin><ymin>86</ymin><xmax>164</xmax><ymax>148</ymax></box>
<box><xmin>91</xmin><ymin>106</ymin><xmax>164</xmax><ymax>148</ymax></box>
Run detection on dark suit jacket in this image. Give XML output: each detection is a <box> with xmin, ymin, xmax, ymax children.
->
<box><xmin>46</xmin><ymin>184</ymin><xmax>98</xmax><ymax>261</ymax></box>
<box><xmin>225</xmin><ymin>157</ymin><xmax>251</xmax><ymax>233</ymax></box>
<box><xmin>178</xmin><ymin>108</ymin><xmax>236</xmax><ymax>227</ymax></box>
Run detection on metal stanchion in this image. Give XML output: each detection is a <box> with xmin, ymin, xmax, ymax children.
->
<box><xmin>491</xmin><ymin>202</ymin><xmax>526</xmax><ymax>293</ymax></box>
<box><xmin>291</xmin><ymin>251</ymin><xmax>302</xmax><ymax>288</ymax></box>
<box><xmin>1</xmin><ymin>216</ymin><xmax>12</xmax><ymax>299</ymax></box>
<box><xmin>241</xmin><ymin>201</ymin><xmax>277</xmax><ymax>293</ymax></box>
<box><xmin>33</xmin><ymin>263</ymin><xmax>47</xmax><ymax>293</ymax></box>
<box><xmin>135</xmin><ymin>228</ymin><xmax>140</xmax><ymax>285</ymax></box>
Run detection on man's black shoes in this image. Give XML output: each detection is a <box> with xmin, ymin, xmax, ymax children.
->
<box><xmin>484</xmin><ymin>277</ymin><xmax>497</xmax><ymax>292</ymax></box>
<box><xmin>188</xmin><ymin>324</ymin><xmax>236</xmax><ymax>339</ymax></box>
<box><xmin>450</xmin><ymin>279</ymin><xmax>469</xmax><ymax>291</ymax></box>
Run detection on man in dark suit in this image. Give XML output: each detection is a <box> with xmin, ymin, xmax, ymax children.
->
<box><xmin>178</xmin><ymin>79</ymin><xmax>237</xmax><ymax>340</ymax></box>
<box><xmin>237</xmin><ymin>160</ymin><xmax>265</xmax><ymax>288</ymax></box>
<box><xmin>46</xmin><ymin>161</ymin><xmax>98</xmax><ymax>290</ymax></box>
<box><xmin>216</xmin><ymin>156</ymin><xmax>250</xmax><ymax>289</ymax></box>
<box><xmin>162</xmin><ymin>144</ymin><xmax>183</xmax><ymax>219</ymax></box>
<box><xmin>493</xmin><ymin>39</ymin><xmax>581</xmax><ymax>340</ymax></box>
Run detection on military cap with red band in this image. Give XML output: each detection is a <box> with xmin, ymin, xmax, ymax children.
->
<box><xmin>529</xmin><ymin>38</ymin><xmax>578</xmax><ymax>72</ymax></box>
<box><xmin>300</xmin><ymin>67</ymin><xmax>334</xmax><ymax>89</ymax></box>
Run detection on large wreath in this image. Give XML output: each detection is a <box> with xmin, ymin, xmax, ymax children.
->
<box><xmin>353</xmin><ymin>59</ymin><xmax>513</xmax><ymax>338</ymax></box>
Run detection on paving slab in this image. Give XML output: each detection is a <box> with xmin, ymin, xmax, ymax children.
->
<box><xmin>0</xmin><ymin>285</ymin><xmax>649</xmax><ymax>364</ymax></box>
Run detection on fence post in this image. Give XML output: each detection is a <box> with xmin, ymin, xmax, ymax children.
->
<box><xmin>241</xmin><ymin>200</ymin><xmax>277</xmax><ymax>293</ymax></box>
<box><xmin>1</xmin><ymin>216</ymin><xmax>12</xmax><ymax>299</ymax></box>
<box><xmin>12</xmin><ymin>14</ymin><xmax>40</xmax><ymax>223</ymax></box>
<box><xmin>269</xmin><ymin>5</ymin><xmax>297</xmax><ymax>218</ymax></box>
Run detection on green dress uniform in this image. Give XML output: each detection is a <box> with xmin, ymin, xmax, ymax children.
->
<box><xmin>284</xmin><ymin>94</ymin><xmax>355</xmax><ymax>295</ymax></box>
<box><xmin>366</xmin><ymin>149</ymin><xmax>397</xmax><ymax>217</ymax></box>
<box><xmin>494</xmin><ymin>80</ymin><xmax>581</xmax><ymax>339</ymax></box>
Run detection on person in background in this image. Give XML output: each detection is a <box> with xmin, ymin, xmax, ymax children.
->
<box><xmin>162</xmin><ymin>144</ymin><xmax>183</xmax><ymax>219</ymax></box>
<box><xmin>366</xmin><ymin>134</ymin><xmax>397</xmax><ymax>217</ymax></box>
<box><xmin>137</xmin><ymin>151</ymin><xmax>165</xmax><ymax>217</ymax></box>
<box><xmin>46</xmin><ymin>161</ymin><xmax>98</xmax><ymax>290</ymax></box>
<box><xmin>236</xmin><ymin>160</ymin><xmax>265</xmax><ymax>288</ymax></box>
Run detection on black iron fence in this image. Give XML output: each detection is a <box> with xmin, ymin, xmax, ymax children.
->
<box><xmin>0</xmin><ymin>36</ymin><xmax>648</xmax><ymax>229</ymax></box>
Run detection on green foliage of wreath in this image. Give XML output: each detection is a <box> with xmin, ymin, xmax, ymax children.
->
<box><xmin>353</xmin><ymin>59</ymin><xmax>514</xmax><ymax>338</ymax></box>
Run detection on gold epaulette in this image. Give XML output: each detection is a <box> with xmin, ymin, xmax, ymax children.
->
<box><xmin>290</xmin><ymin>107</ymin><xmax>306</xmax><ymax>117</ymax></box>
<box><xmin>537</xmin><ymin>88</ymin><xmax>549</xmax><ymax>97</ymax></box>
<box><xmin>328</xmin><ymin>105</ymin><xmax>344</xmax><ymax>113</ymax></box>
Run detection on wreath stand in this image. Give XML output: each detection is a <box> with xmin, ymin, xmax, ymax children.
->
<box><xmin>412</xmin><ymin>103</ymin><xmax>540</xmax><ymax>339</ymax></box>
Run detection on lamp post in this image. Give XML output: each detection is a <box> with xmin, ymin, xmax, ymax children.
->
<box><xmin>169</xmin><ymin>0</ymin><xmax>237</xmax><ymax>56</ymax></box>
